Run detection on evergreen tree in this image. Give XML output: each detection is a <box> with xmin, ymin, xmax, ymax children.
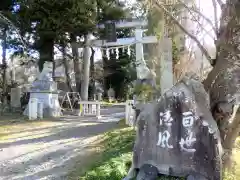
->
<box><xmin>13</xmin><ymin>0</ymin><xmax>126</xmax><ymax>71</ymax></box>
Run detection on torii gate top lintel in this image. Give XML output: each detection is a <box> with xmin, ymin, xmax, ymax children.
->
<box><xmin>97</xmin><ymin>19</ymin><xmax>148</xmax><ymax>29</ymax></box>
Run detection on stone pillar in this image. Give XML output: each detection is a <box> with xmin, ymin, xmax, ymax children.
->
<box><xmin>125</xmin><ymin>100</ymin><xmax>134</xmax><ymax>126</ymax></box>
<box><xmin>107</xmin><ymin>88</ymin><xmax>115</xmax><ymax>102</ymax></box>
<box><xmin>160</xmin><ymin>38</ymin><xmax>173</xmax><ymax>95</ymax></box>
<box><xmin>97</xmin><ymin>92</ymin><xmax>102</xmax><ymax>101</ymax></box>
<box><xmin>29</xmin><ymin>98</ymin><xmax>38</xmax><ymax>120</ymax></box>
<box><xmin>37</xmin><ymin>102</ymin><xmax>43</xmax><ymax>119</ymax></box>
<box><xmin>96</xmin><ymin>102</ymin><xmax>101</xmax><ymax>119</ymax></box>
<box><xmin>135</xmin><ymin>28</ymin><xmax>151</xmax><ymax>80</ymax></box>
<box><xmin>10</xmin><ymin>87</ymin><xmax>21</xmax><ymax>110</ymax></box>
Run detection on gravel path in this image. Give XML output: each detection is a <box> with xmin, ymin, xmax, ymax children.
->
<box><xmin>0</xmin><ymin>116</ymin><xmax>119</xmax><ymax>180</ymax></box>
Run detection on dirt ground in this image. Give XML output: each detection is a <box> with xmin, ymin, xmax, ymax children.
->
<box><xmin>0</xmin><ymin>115</ymin><xmax>119</xmax><ymax>180</ymax></box>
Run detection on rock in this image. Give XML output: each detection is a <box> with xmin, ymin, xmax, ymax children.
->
<box><xmin>136</xmin><ymin>164</ymin><xmax>158</xmax><ymax>180</ymax></box>
<box><xmin>123</xmin><ymin>77</ymin><xmax>223</xmax><ymax>180</ymax></box>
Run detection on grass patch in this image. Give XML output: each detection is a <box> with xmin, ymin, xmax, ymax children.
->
<box><xmin>77</xmin><ymin>120</ymin><xmax>184</xmax><ymax>180</ymax></box>
<box><xmin>80</xmin><ymin>128</ymin><xmax>134</xmax><ymax>180</ymax></box>
<box><xmin>234</xmin><ymin>150</ymin><xmax>240</xmax><ymax>178</ymax></box>
<box><xmin>72</xmin><ymin>120</ymin><xmax>240</xmax><ymax>180</ymax></box>
<box><xmin>79</xmin><ymin>126</ymin><xmax>135</xmax><ymax>180</ymax></box>
<box><xmin>68</xmin><ymin>118</ymin><xmax>135</xmax><ymax>180</ymax></box>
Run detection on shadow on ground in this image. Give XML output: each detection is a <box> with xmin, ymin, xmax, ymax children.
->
<box><xmin>0</xmin><ymin>116</ymin><xmax>120</xmax><ymax>180</ymax></box>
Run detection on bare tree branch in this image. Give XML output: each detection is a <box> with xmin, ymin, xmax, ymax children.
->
<box><xmin>177</xmin><ymin>0</ymin><xmax>217</xmax><ymax>34</ymax></box>
<box><xmin>180</xmin><ymin>1</ymin><xmax>215</xmax><ymax>40</ymax></box>
<box><xmin>0</xmin><ymin>12</ymin><xmax>27</xmax><ymax>51</ymax></box>
<box><xmin>216</xmin><ymin>0</ymin><xmax>223</xmax><ymax>7</ymax></box>
<box><xmin>212</xmin><ymin>0</ymin><xmax>219</xmax><ymax>34</ymax></box>
<box><xmin>154</xmin><ymin>0</ymin><xmax>212</xmax><ymax>63</ymax></box>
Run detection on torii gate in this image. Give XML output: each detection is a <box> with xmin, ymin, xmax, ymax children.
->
<box><xmin>79</xmin><ymin>19</ymin><xmax>173</xmax><ymax>95</ymax></box>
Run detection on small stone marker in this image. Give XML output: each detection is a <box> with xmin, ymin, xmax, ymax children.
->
<box><xmin>29</xmin><ymin>98</ymin><xmax>38</xmax><ymax>120</ymax></box>
<box><xmin>107</xmin><ymin>88</ymin><xmax>115</xmax><ymax>102</ymax></box>
<box><xmin>124</xmin><ymin>77</ymin><xmax>222</xmax><ymax>180</ymax></box>
<box><xmin>10</xmin><ymin>87</ymin><xmax>21</xmax><ymax>108</ymax></box>
<box><xmin>125</xmin><ymin>100</ymin><xmax>135</xmax><ymax>126</ymax></box>
<box><xmin>97</xmin><ymin>92</ymin><xmax>102</xmax><ymax>101</ymax></box>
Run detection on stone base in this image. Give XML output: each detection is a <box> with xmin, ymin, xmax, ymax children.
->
<box><xmin>24</xmin><ymin>92</ymin><xmax>62</xmax><ymax>118</ymax></box>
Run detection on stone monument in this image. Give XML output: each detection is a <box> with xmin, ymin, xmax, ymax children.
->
<box><xmin>123</xmin><ymin>77</ymin><xmax>222</xmax><ymax>180</ymax></box>
<box><xmin>107</xmin><ymin>87</ymin><xmax>115</xmax><ymax>102</ymax></box>
<box><xmin>10</xmin><ymin>87</ymin><xmax>21</xmax><ymax>109</ymax></box>
<box><xmin>96</xmin><ymin>85</ymin><xmax>103</xmax><ymax>101</ymax></box>
<box><xmin>23</xmin><ymin>61</ymin><xmax>62</xmax><ymax>117</ymax></box>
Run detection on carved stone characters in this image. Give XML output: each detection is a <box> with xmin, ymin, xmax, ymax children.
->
<box><xmin>123</xmin><ymin>77</ymin><xmax>222</xmax><ymax>180</ymax></box>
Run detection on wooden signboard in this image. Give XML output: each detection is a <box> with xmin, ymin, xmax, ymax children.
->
<box><xmin>124</xmin><ymin>77</ymin><xmax>223</xmax><ymax>180</ymax></box>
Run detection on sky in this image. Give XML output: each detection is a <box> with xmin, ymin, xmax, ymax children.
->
<box><xmin>194</xmin><ymin>0</ymin><xmax>221</xmax><ymax>45</ymax></box>
<box><xmin>0</xmin><ymin>0</ymin><xmax>222</xmax><ymax>64</ymax></box>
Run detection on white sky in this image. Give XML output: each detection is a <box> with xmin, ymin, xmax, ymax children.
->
<box><xmin>193</xmin><ymin>0</ymin><xmax>221</xmax><ymax>46</ymax></box>
<box><xmin>0</xmin><ymin>0</ymin><xmax>221</xmax><ymax>63</ymax></box>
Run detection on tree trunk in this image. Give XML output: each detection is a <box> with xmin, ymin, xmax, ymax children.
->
<box><xmin>52</xmin><ymin>59</ymin><xmax>56</xmax><ymax>79</ymax></box>
<box><xmin>102</xmin><ymin>50</ymin><xmax>109</xmax><ymax>98</ymax></box>
<box><xmin>70</xmin><ymin>34</ymin><xmax>81</xmax><ymax>93</ymax></box>
<box><xmin>10</xmin><ymin>56</ymin><xmax>15</xmax><ymax>85</ymax></box>
<box><xmin>203</xmin><ymin>0</ymin><xmax>240</xmax><ymax>169</ymax></box>
<box><xmin>1</xmin><ymin>26</ymin><xmax>7</xmax><ymax>104</ymax></box>
<box><xmin>38</xmin><ymin>34</ymin><xmax>55</xmax><ymax>72</ymax></box>
<box><xmin>81</xmin><ymin>34</ymin><xmax>91</xmax><ymax>100</ymax></box>
<box><xmin>88</xmin><ymin>47</ymin><xmax>95</xmax><ymax>100</ymax></box>
<box><xmin>61</xmin><ymin>41</ymin><xmax>73</xmax><ymax>92</ymax></box>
